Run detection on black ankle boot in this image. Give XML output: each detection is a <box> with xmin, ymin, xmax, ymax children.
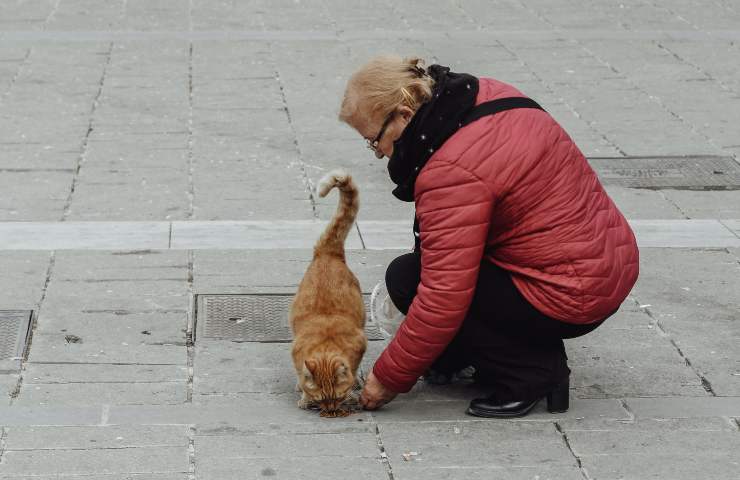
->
<box><xmin>466</xmin><ymin>377</ymin><xmax>570</xmax><ymax>418</ymax></box>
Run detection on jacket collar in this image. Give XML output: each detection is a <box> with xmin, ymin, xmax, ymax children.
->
<box><xmin>387</xmin><ymin>65</ymin><xmax>479</xmax><ymax>202</ymax></box>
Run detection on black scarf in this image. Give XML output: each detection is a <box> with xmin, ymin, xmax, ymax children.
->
<box><xmin>387</xmin><ymin>65</ymin><xmax>480</xmax><ymax>202</ymax></box>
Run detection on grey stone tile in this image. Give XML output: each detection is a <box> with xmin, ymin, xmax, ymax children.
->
<box><xmin>107</xmin><ymin>400</ymin><xmax>370</xmax><ymax>426</ymax></box>
<box><xmin>52</xmin><ymin>250</ymin><xmax>189</xmax><ymax>279</ymax></box>
<box><xmin>565</xmin><ymin>417</ymin><xmax>740</xmax><ymax>480</ymax></box>
<box><xmin>0</xmin><ymin>446</ymin><xmax>188</xmax><ymax>476</ymax></box>
<box><xmin>27</xmin><ymin>334</ymin><xmax>185</xmax><ymax>365</ymax></box>
<box><xmin>632</xmin><ymin>248</ymin><xmax>740</xmax><ymax>395</ymax></box>
<box><xmin>195</xmin><ymin>430</ymin><xmax>378</xmax><ymax>459</ymax></box>
<box><xmin>0</xmin><ymin>374</ymin><xmax>19</xmax><ymax>406</ymax></box>
<box><xmin>0</xmin><ymin>171</ymin><xmax>72</xmax><ymax>221</ymax></box>
<box><xmin>0</xmin><ymin>222</ymin><xmax>170</xmax><ymax>250</ymax></box>
<box><xmin>630</xmin><ymin>219</ymin><xmax>740</xmax><ymax>247</ymax></box>
<box><xmin>15</xmin><ymin>381</ymin><xmax>186</xmax><ymax>407</ymax></box>
<box><xmin>626</xmin><ymin>396</ymin><xmax>740</xmax><ymax>419</ymax></box>
<box><xmin>22</xmin><ymin>363</ymin><xmax>188</xmax><ymax>384</ymax></box>
<box><xmin>0</xmin><ymin>475</ymin><xmax>188</xmax><ymax>480</ymax></box>
<box><xmin>196</xmin><ymin>456</ymin><xmax>386</xmax><ymax>480</ymax></box>
<box><xmin>567</xmin><ymin>308</ymin><xmax>708</xmax><ymax>398</ymax></box>
<box><xmin>68</xmin><ymin>167</ymin><xmax>190</xmax><ymax>221</ymax></box>
<box><xmin>389</xmin><ymin>466</ymin><xmax>585</xmax><ymax>480</ymax></box>
<box><xmin>194</xmin><ymin>366</ymin><xmax>296</xmax><ymax>395</ymax></box>
<box><xmin>662</xmin><ymin>190</ymin><xmax>740</xmax><ymax>219</ymax></box>
<box><xmin>379</xmin><ymin>421</ymin><xmax>575</xmax><ymax>468</ymax></box>
<box><xmin>0</xmin><ymin>405</ymin><xmax>102</xmax><ymax>427</ymax></box>
<box><xmin>5</xmin><ymin>425</ymin><xmax>189</xmax><ymax>450</ymax></box>
<box><xmin>34</xmin><ymin>311</ymin><xmax>188</xmax><ymax>345</ymax></box>
<box><xmin>0</xmin><ymin>251</ymin><xmax>51</xmax><ymax>309</ymax></box>
<box><xmin>603</xmin><ymin>186</ymin><xmax>684</xmax><ymax>219</ymax></box>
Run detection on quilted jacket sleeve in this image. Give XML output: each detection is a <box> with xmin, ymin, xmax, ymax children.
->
<box><xmin>373</xmin><ymin>161</ymin><xmax>495</xmax><ymax>393</ymax></box>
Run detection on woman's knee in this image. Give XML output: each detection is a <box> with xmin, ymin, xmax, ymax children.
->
<box><xmin>385</xmin><ymin>252</ymin><xmax>421</xmax><ymax>314</ymax></box>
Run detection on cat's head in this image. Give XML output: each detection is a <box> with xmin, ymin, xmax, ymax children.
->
<box><xmin>300</xmin><ymin>355</ymin><xmax>356</xmax><ymax>413</ymax></box>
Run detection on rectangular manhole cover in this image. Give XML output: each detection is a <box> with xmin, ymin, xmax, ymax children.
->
<box><xmin>589</xmin><ymin>155</ymin><xmax>740</xmax><ymax>189</ymax></box>
<box><xmin>0</xmin><ymin>310</ymin><xmax>32</xmax><ymax>372</ymax></box>
<box><xmin>196</xmin><ymin>294</ymin><xmax>385</xmax><ymax>343</ymax></box>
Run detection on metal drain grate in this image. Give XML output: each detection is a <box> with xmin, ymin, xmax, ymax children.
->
<box><xmin>196</xmin><ymin>294</ymin><xmax>385</xmax><ymax>342</ymax></box>
<box><xmin>590</xmin><ymin>155</ymin><xmax>740</xmax><ymax>189</ymax></box>
<box><xmin>0</xmin><ymin>310</ymin><xmax>32</xmax><ymax>372</ymax></box>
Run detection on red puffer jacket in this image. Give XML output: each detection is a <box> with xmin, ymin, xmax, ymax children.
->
<box><xmin>373</xmin><ymin>77</ymin><xmax>639</xmax><ymax>393</ymax></box>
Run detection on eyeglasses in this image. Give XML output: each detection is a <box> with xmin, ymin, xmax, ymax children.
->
<box><xmin>366</xmin><ymin>111</ymin><xmax>395</xmax><ymax>158</ymax></box>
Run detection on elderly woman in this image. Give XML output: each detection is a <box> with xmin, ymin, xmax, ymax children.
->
<box><xmin>340</xmin><ymin>56</ymin><xmax>639</xmax><ymax>417</ymax></box>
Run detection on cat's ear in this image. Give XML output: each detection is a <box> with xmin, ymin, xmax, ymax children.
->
<box><xmin>304</xmin><ymin>359</ymin><xmax>318</xmax><ymax>378</ymax></box>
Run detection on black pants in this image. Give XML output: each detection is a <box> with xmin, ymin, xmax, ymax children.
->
<box><xmin>385</xmin><ymin>252</ymin><xmax>607</xmax><ymax>403</ymax></box>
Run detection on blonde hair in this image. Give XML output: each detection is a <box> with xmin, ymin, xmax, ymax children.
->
<box><xmin>339</xmin><ymin>55</ymin><xmax>435</xmax><ymax>126</ymax></box>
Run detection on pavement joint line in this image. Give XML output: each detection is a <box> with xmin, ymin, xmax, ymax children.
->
<box><xmin>554</xmin><ymin>421</ymin><xmax>591</xmax><ymax>480</ymax></box>
<box><xmin>61</xmin><ymin>40</ymin><xmax>114</xmax><ymax>222</ymax></box>
<box><xmin>632</xmin><ymin>298</ymin><xmax>717</xmax><ymax>396</ymax></box>
<box><xmin>720</xmin><ymin>219</ymin><xmax>740</xmax><ymax>240</ymax></box>
<box><xmin>0</xmin><ymin>47</ymin><xmax>31</xmax><ymax>102</ymax></box>
<box><xmin>186</xmin><ymin>39</ymin><xmax>195</xmax><ymax>221</ymax></box>
<box><xmin>372</xmin><ymin>419</ymin><xmax>395</xmax><ymax>480</ymax></box>
<box><xmin>187</xmin><ymin>425</ymin><xmax>196</xmax><ymax>480</ymax></box>
<box><xmin>273</xmin><ymin>58</ymin><xmax>318</xmax><ymax>219</ymax></box>
<box><xmin>658</xmin><ymin>190</ymin><xmax>691</xmax><ymax>219</ymax></box>
<box><xmin>186</xmin><ymin>251</ymin><xmax>195</xmax><ymax>403</ymax></box>
<box><xmin>355</xmin><ymin>221</ymin><xmax>367</xmax><ymax>249</ymax></box>
<box><xmin>0</xmin><ymin>427</ymin><xmax>6</xmax><ymax>462</ymax></box>
<box><xmin>10</xmin><ymin>251</ymin><xmax>56</xmax><ymax>405</ymax></box>
<box><xmin>100</xmin><ymin>404</ymin><xmax>110</xmax><ymax>426</ymax></box>
<box><xmin>619</xmin><ymin>399</ymin><xmax>636</xmax><ymax>422</ymax></box>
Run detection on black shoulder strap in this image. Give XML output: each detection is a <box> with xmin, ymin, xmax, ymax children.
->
<box><xmin>461</xmin><ymin>97</ymin><xmax>544</xmax><ymax>128</ymax></box>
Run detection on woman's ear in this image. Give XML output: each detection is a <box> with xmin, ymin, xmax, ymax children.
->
<box><xmin>397</xmin><ymin>105</ymin><xmax>415</xmax><ymax>122</ymax></box>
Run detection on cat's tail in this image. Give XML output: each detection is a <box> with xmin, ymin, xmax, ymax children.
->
<box><xmin>315</xmin><ymin>169</ymin><xmax>359</xmax><ymax>257</ymax></box>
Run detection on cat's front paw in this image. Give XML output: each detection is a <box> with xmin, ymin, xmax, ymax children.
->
<box><xmin>298</xmin><ymin>393</ymin><xmax>316</xmax><ymax>410</ymax></box>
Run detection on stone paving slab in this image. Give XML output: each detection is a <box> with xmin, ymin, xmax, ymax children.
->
<box><xmin>631</xmin><ymin>248</ymin><xmax>740</xmax><ymax>396</ymax></box>
<box><xmin>22</xmin><ymin>364</ymin><xmax>188</xmax><ymax>385</ymax></box>
<box><xmin>0</xmin><ymin>170</ymin><xmax>73</xmax><ymax>221</ymax></box>
<box><xmin>16</xmin><ymin>381</ymin><xmax>186</xmax><ymax>407</ymax></box>
<box><xmin>0</xmin><ymin>252</ymin><xmax>50</xmax><ymax>310</ymax></box>
<box><xmin>34</xmin><ymin>311</ymin><xmax>187</xmax><ymax>346</ymax></box>
<box><xmin>0</xmin><ymin>445</ymin><xmax>188</xmax><ymax>476</ymax></box>
<box><xmin>26</xmin><ymin>334</ymin><xmax>185</xmax><ymax>365</ymax></box>
<box><xmin>560</xmin><ymin>416</ymin><xmax>740</xmax><ymax>480</ymax></box>
<box><xmin>196</xmin><ymin>456</ymin><xmax>387</xmax><ymax>480</ymax></box>
<box><xmin>567</xmin><ymin>307</ymin><xmax>708</xmax><ymax>398</ymax></box>
<box><xmin>4</xmin><ymin>424</ymin><xmax>189</xmax><ymax>450</ymax></box>
<box><xmin>0</xmin><ymin>222</ymin><xmax>170</xmax><ymax>250</ymax></box>
<box><xmin>379</xmin><ymin>421</ymin><xmax>576</xmax><ymax>471</ymax></box>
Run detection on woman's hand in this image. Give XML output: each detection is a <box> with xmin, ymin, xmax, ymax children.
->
<box><xmin>360</xmin><ymin>372</ymin><xmax>398</xmax><ymax>410</ymax></box>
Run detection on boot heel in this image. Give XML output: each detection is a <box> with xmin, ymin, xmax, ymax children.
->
<box><xmin>546</xmin><ymin>377</ymin><xmax>569</xmax><ymax>413</ymax></box>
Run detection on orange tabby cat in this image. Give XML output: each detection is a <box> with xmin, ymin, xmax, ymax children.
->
<box><xmin>290</xmin><ymin>169</ymin><xmax>367</xmax><ymax>416</ymax></box>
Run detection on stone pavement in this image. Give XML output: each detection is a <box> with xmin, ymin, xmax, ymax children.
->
<box><xmin>0</xmin><ymin>0</ymin><xmax>739</xmax><ymax>478</ymax></box>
